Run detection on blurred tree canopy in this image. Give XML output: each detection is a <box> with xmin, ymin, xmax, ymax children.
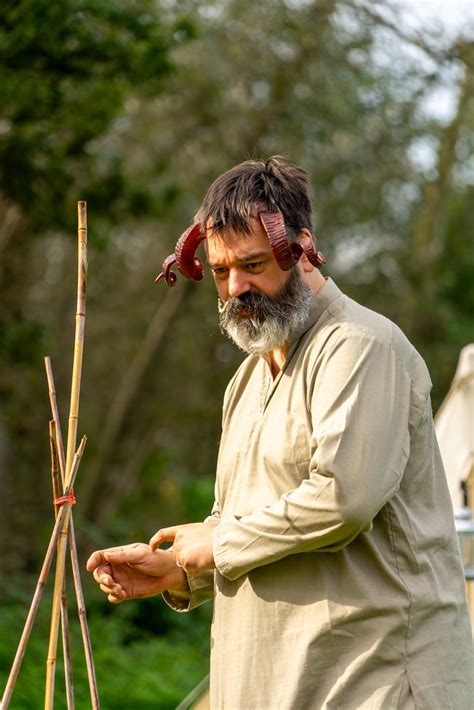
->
<box><xmin>0</xmin><ymin>0</ymin><xmax>473</xmax><ymax>706</ymax></box>
<box><xmin>0</xmin><ymin>0</ymin><xmax>197</xmax><ymax>228</ymax></box>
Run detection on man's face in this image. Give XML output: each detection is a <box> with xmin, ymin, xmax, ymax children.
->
<box><xmin>206</xmin><ymin>220</ymin><xmax>290</xmax><ymax>302</ymax></box>
<box><xmin>206</xmin><ymin>221</ymin><xmax>313</xmax><ymax>355</ymax></box>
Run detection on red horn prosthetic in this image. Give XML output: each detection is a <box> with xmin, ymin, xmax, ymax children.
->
<box><xmin>259</xmin><ymin>211</ymin><xmax>326</xmax><ymax>269</ymax></box>
<box><xmin>155</xmin><ymin>222</ymin><xmax>205</xmax><ymax>286</ymax></box>
<box><xmin>260</xmin><ymin>211</ymin><xmax>327</xmax><ymax>268</ymax></box>
<box><xmin>259</xmin><ymin>211</ymin><xmax>303</xmax><ymax>270</ymax></box>
<box><xmin>299</xmin><ymin>232</ymin><xmax>327</xmax><ymax>268</ymax></box>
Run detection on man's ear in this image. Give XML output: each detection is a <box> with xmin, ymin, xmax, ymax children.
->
<box><xmin>296</xmin><ymin>229</ymin><xmax>316</xmax><ymax>273</ymax></box>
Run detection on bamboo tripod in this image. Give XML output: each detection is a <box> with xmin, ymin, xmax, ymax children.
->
<box><xmin>1</xmin><ymin>202</ymin><xmax>100</xmax><ymax>710</ymax></box>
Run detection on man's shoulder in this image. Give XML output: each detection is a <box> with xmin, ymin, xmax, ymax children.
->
<box><xmin>223</xmin><ymin>354</ymin><xmax>260</xmax><ymax>405</ymax></box>
<box><xmin>303</xmin><ymin>289</ymin><xmax>431</xmax><ymax>390</ymax></box>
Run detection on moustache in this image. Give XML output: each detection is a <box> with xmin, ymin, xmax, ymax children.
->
<box><xmin>219</xmin><ymin>291</ymin><xmax>278</xmax><ymax>321</ymax></box>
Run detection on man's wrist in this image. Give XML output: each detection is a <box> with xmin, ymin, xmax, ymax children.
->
<box><xmin>166</xmin><ymin>567</ymin><xmax>190</xmax><ymax>595</ymax></box>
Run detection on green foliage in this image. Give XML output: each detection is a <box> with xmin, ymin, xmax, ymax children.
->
<box><xmin>0</xmin><ymin>318</ymin><xmax>46</xmax><ymax>365</ymax></box>
<box><xmin>0</xmin><ymin>0</ymin><xmax>194</xmax><ymax>231</ymax></box>
<box><xmin>0</xmin><ymin>587</ymin><xmax>211</xmax><ymax>709</ymax></box>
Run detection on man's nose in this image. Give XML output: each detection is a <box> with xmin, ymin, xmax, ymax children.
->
<box><xmin>227</xmin><ymin>269</ymin><xmax>251</xmax><ymax>298</ymax></box>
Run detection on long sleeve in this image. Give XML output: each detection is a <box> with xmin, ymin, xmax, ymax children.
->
<box><xmin>214</xmin><ymin>331</ymin><xmax>415</xmax><ymax>580</ymax></box>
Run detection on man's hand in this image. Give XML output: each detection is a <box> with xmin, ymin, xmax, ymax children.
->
<box><xmin>150</xmin><ymin>523</ymin><xmax>216</xmax><ymax>575</ymax></box>
<box><xmin>86</xmin><ymin>542</ymin><xmax>188</xmax><ymax>604</ymax></box>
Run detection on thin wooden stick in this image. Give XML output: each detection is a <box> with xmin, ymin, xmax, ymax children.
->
<box><xmin>45</xmin><ymin>359</ymin><xmax>67</xmax><ymax>486</ymax></box>
<box><xmin>45</xmin><ymin>202</ymin><xmax>88</xmax><ymax>710</ymax></box>
<box><xmin>1</xmin><ymin>437</ymin><xmax>86</xmax><ymax>710</ymax></box>
<box><xmin>65</xmin><ymin>201</ymin><xmax>87</xmax><ymax>481</ymax></box>
<box><xmin>49</xmin><ymin>421</ymin><xmax>75</xmax><ymax>710</ymax></box>
<box><xmin>69</xmin><ymin>538</ymin><xmax>99</xmax><ymax>706</ymax></box>
<box><xmin>50</xmin><ymin>421</ymin><xmax>62</xmax><ymax>512</ymax></box>
<box><xmin>45</xmin><ymin>357</ymin><xmax>100</xmax><ymax>709</ymax></box>
<box><xmin>44</xmin><ymin>502</ymin><xmax>73</xmax><ymax>709</ymax></box>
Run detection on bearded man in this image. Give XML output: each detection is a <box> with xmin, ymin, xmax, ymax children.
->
<box><xmin>87</xmin><ymin>157</ymin><xmax>472</xmax><ymax>709</ymax></box>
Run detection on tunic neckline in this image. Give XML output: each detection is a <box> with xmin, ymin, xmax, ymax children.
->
<box><xmin>257</xmin><ymin>278</ymin><xmax>343</xmax><ymax>411</ymax></box>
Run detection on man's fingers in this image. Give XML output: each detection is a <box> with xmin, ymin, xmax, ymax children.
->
<box><xmin>149</xmin><ymin>526</ymin><xmax>179</xmax><ymax>551</ymax></box>
<box><xmin>108</xmin><ymin>592</ymin><xmax>125</xmax><ymax>604</ymax></box>
<box><xmin>102</xmin><ymin>546</ymin><xmax>138</xmax><ymax>565</ymax></box>
<box><xmin>86</xmin><ymin>550</ymin><xmax>107</xmax><ymax>572</ymax></box>
<box><xmin>86</xmin><ymin>543</ymin><xmax>149</xmax><ymax>572</ymax></box>
<box><xmin>92</xmin><ymin>564</ymin><xmax>112</xmax><ymax>585</ymax></box>
<box><xmin>94</xmin><ymin>567</ymin><xmax>126</xmax><ymax>596</ymax></box>
<box><xmin>86</xmin><ymin>547</ymin><xmax>129</xmax><ymax>571</ymax></box>
<box><xmin>95</xmin><ymin>572</ymin><xmax>114</xmax><ymax>588</ymax></box>
<box><xmin>99</xmin><ymin>580</ymin><xmax>120</xmax><ymax>594</ymax></box>
<box><xmin>107</xmin><ymin>586</ymin><xmax>127</xmax><ymax>604</ymax></box>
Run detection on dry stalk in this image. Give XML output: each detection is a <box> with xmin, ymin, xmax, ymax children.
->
<box><xmin>1</xmin><ymin>437</ymin><xmax>86</xmax><ymax>710</ymax></box>
<box><xmin>45</xmin><ymin>360</ymin><xmax>67</xmax><ymax>484</ymax></box>
<box><xmin>49</xmin><ymin>421</ymin><xmax>75</xmax><ymax>710</ymax></box>
<box><xmin>65</xmin><ymin>201</ymin><xmax>87</xmax><ymax>477</ymax></box>
<box><xmin>45</xmin><ymin>202</ymin><xmax>88</xmax><ymax>710</ymax></box>
<box><xmin>50</xmin><ymin>421</ymin><xmax>61</xmax><ymax>510</ymax></box>
<box><xmin>45</xmin><ymin>357</ymin><xmax>100</xmax><ymax>708</ymax></box>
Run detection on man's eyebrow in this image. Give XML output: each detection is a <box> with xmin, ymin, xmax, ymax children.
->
<box><xmin>208</xmin><ymin>251</ymin><xmax>269</xmax><ymax>268</ymax></box>
<box><xmin>237</xmin><ymin>252</ymin><xmax>269</xmax><ymax>263</ymax></box>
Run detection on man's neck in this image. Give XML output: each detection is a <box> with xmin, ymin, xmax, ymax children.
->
<box><xmin>263</xmin><ymin>345</ymin><xmax>288</xmax><ymax>378</ymax></box>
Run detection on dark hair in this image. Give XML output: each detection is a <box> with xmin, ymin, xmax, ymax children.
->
<box><xmin>197</xmin><ymin>156</ymin><xmax>313</xmax><ymax>240</ymax></box>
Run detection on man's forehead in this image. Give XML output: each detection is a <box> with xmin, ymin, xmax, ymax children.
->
<box><xmin>206</xmin><ymin>227</ymin><xmax>273</xmax><ymax>264</ymax></box>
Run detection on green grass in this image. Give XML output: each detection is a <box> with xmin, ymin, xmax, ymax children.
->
<box><xmin>0</xmin><ymin>584</ymin><xmax>211</xmax><ymax>709</ymax></box>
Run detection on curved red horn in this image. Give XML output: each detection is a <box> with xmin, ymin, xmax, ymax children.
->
<box><xmin>259</xmin><ymin>211</ymin><xmax>302</xmax><ymax>271</ymax></box>
<box><xmin>299</xmin><ymin>233</ymin><xmax>326</xmax><ymax>268</ymax></box>
<box><xmin>175</xmin><ymin>222</ymin><xmax>205</xmax><ymax>281</ymax></box>
<box><xmin>155</xmin><ymin>255</ymin><xmax>178</xmax><ymax>286</ymax></box>
<box><xmin>155</xmin><ymin>222</ymin><xmax>205</xmax><ymax>286</ymax></box>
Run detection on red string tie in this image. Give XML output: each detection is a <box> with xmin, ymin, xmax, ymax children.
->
<box><xmin>54</xmin><ymin>489</ymin><xmax>76</xmax><ymax>506</ymax></box>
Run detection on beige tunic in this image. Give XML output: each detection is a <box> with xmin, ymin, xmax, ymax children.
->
<box><xmin>174</xmin><ymin>279</ymin><xmax>472</xmax><ymax>709</ymax></box>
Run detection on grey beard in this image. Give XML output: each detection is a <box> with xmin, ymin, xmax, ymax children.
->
<box><xmin>218</xmin><ymin>268</ymin><xmax>313</xmax><ymax>355</ymax></box>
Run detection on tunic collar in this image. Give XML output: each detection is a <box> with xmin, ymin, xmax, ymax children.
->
<box><xmin>289</xmin><ymin>277</ymin><xmax>343</xmax><ymax>346</ymax></box>
<box><xmin>258</xmin><ymin>278</ymin><xmax>343</xmax><ymax>379</ymax></box>
<box><xmin>260</xmin><ymin>277</ymin><xmax>343</xmax><ymax>393</ymax></box>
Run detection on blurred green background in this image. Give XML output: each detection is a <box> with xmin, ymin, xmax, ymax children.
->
<box><xmin>0</xmin><ymin>0</ymin><xmax>473</xmax><ymax>707</ymax></box>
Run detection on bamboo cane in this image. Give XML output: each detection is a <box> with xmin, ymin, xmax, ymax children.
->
<box><xmin>45</xmin><ymin>360</ymin><xmax>67</xmax><ymax>486</ymax></box>
<box><xmin>1</xmin><ymin>437</ymin><xmax>86</xmax><ymax>710</ymax></box>
<box><xmin>50</xmin><ymin>421</ymin><xmax>61</xmax><ymax>511</ymax></box>
<box><xmin>49</xmin><ymin>421</ymin><xmax>75</xmax><ymax>710</ymax></box>
<box><xmin>66</xmin><ymin>201</ymin><xmax>87</xmax><ymax>478</ymax></box>
<box><xmin>45</xmin><ymin>202</ymin><xmax>88</xmax><ymax>710</ymax></box>
<box><xmin>44</xmin><ymin>502</ymin><xmax>74</xmax><ymax>708</ymax></box>
<box><xmin>45</xmin><ymin>357</ymin><xmax>100</xmax><ymax>709</ymax></box>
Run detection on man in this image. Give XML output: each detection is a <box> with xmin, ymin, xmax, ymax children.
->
<box><xmin>87</xmin><ymin>157</ymin><xmax>472</xmax><ymax>709</ymax></box>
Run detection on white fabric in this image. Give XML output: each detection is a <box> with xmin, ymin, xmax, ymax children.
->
<box><xmin>435</xmin><ymin>344</ymin><xmax>474</xmax><ymax>510</ymax></box>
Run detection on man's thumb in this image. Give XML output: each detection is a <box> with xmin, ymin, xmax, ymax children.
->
<box><xmin>149</xmin><ymin>526</ymin><xmax>177</xmax><ymax>551</ymax></box>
